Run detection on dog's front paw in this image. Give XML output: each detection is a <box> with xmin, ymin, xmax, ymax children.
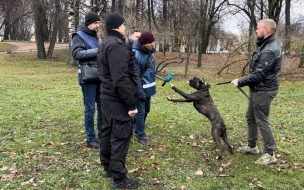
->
<box><xmin>169</xmin><ymin>84</ymin><xmax>174</xmax><ymax>88</ymax></box>
<box><xmin>167</xmin><ymin>96</ymin><xmax>172</xmax><ymax>101</ymax></box>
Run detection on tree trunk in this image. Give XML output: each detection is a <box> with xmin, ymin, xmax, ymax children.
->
<box><xmin>197</xmin><ymin>0</ymin><xmax>206</xmax><ymax>67</ymax></box>
<box><xmin>47</xmin><ymin>0</ymin><xmax>60</xmax><ymax>59</ymax></box>
<box><xmin>284</xmin><ymin>0</ymin><xmax>290</xmax><ymax>55</ymax></box>
<box><xmin>33</xmin><ymin>0</ymin><xmax>46</xmax><ymax>59</ymax></box>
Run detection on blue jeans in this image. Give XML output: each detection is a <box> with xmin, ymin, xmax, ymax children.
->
<box><xmin>134</xmin><ymin>96</ymin><xmax>151</xmax><ymax>140</ymax></box>
<box><xmin>81</xmin><ymin>83</ymin><xmax>102</xmax><ymax>142</ymax></box>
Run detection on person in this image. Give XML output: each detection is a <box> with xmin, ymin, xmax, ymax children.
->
<box><xmin>231</xmin><ymin>19</ymin><xmax>282</xmax><ymax>165</ymax></box>
<box><xmin>97</xmin><ymin>12</ymin><xmax>140</xmax><ymax>189</ymax></box>
<box><xmin>72</xmin><ymin>11</ymin><xmax>102</xmax><ymax>149</ymax></box>
<box><xmin>132</xmin><ymin>30</ymin><xmax>156</xmax><ymax>146</ymax></box>
<box><xmin>126</xmin><ymin>29</ymin><xmax>141</xmax><ymax>50</ymax></box>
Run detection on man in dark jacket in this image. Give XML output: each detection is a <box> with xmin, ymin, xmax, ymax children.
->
<box><xmin>97</xmin><ymin>12</ymin><xmax>140</xmax><ymax>189</ymax></box>
<box><xmin>231</xmin><ymin>19</ymin><xmax>282</xmax><ymax>165</ymax></box>
<box><xmin>126</xmin><ymin>29</ymin><xmax>141</xmax><ymax>50</ymax></box>
<box><xmin>72</xmin><ymin>11</ymin><xmax>101</xmax><ymax>149</ymax></box>
<box><xmin>132</xmin><ymin>30</ymin><xmax>156</xmax><ymax>146</ymax></box>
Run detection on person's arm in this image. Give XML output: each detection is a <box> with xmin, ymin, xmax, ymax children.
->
<box><xmin>133</xmin><ymin>55</ymin><xmax>146</xmax><ymax>99</ymax></box>
<box><xmin>71</xmin><ymin>34</ymin><xmax>98</xmax><ymax>60</ymax></box>
<box><xmin>238</xmin><ymin>50</ymin><xmax>277</xmax><ymax>87</ymax></box>
<box><xmin>108</xmin><ymin>44</ymin><xmax>136</xmax><ymax>110</ymax></box>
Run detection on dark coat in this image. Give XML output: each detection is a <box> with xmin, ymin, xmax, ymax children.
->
<box><xmin>97</xmin><ymin>30</ymin><xmax>137</xmax><ymax>111</ymax></box>
<box><xmin>71</xmin><ymin>23</ymin><xmax>100</xmax><ymax>84</ymax></box>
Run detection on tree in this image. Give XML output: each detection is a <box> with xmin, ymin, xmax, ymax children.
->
<box><xmin>47</xmin><ymin>0</ymin><xmax>61</xmax><ymax>59</ymax></box>
<box><xmin>0</xmin><ymin>0</ymin><xmax>33</xmax><ymax>40</ymax></box>
<box><xmin>32</xmin><ymin>0</ymin><xmax>47</xmax><ymax>59</ymax></box>
<box><xmin>285</xmin><ymin>0</ymin><xmax>291</xmax><ymax>55</ymax></box>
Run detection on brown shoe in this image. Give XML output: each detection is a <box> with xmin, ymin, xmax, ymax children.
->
<box><xmin>138</xmin><ymin>139</ymin><xmax>151</xmax><ymax>146</ymax></box>
<box><xmin>133</xmin><ymin>130</ymin><xmax>149</xmax><ymax>137</ymax></box>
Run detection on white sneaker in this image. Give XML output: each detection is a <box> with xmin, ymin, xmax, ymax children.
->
<box><xmin>238</xmin><ymin>146</ymin><xmax>259</xmax><ymax>154</ymax></box>
<box><xmin>255</xmin><ymin>153</ymin><xmax>277</xmax><ymax>165</ymax></box>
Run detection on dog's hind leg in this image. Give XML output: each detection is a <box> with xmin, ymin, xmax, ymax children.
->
<box><xmin>220</xmin><ymin>125</ymin><xmax>234</xmax><ymax>154</ymax></box>
<box><xmin>212</xmin><ymin>125</ymin><xmax>224</xmax><ymax>159</ymax></box>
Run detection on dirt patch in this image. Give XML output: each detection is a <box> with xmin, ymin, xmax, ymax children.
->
<box><xmin>1</xmin><ymin>42</ymin><xmax>69</xmax><ymax>53</ymax></box>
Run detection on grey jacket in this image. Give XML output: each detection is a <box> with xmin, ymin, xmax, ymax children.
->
<box><xmin>238</xmin><ymin>34</ymin><xmax>282</xmax><ymax>92</ymax></box>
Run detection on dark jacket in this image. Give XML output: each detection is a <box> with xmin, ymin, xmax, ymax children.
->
<box><xmin>238</xmin><ymin>34</ymin><xmax>282</xmax><ymax>92</ymax></box>
<box><xmin>132</xmin><ymin>39</ymin><xmax>156</xmax><ymax>98</ymax></box>
<box><xmin>71</xmin><ymin>23</ymin><xmax>100</xmax><ymax>84</ymax></box>
<box><xmin>126</xmin><ymin>39</ymin><xmax>133</xmax><ymax>50</ymax></box>
<box><xmin>97</xmin><ymin>30</ymin><xmax>137</xmax><ymax>111</ymax></box>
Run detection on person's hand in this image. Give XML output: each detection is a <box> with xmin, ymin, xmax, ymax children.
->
<box><xmin>128</xmin><ymin>109</ymin><xmax>138</xmax><ymax>117</ymax></box>
<box><xmin>231</xmin><ymin>79</ymin><xmax>238</xmax><ymax>87</ymax></box>
<box><xmin>139</xmin><ymin>97</ymin><xmax>147</xmax><ymax>102</ymax></box>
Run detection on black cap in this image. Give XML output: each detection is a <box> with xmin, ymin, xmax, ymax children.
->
<box><xmin>85</xmin><ymin>11</ymin><xmax>100</xmax><ymax>26</ymax></box>
<box><xmin>106</xmin><ymin>12</ymin><xmax>125</xmax><ymax>31</ymax></box>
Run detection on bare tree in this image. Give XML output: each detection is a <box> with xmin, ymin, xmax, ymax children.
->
<box><xmin>32</xmin><ymin>0</ymin><xmax>47</xmax><ymax>59</ymax></box>
<box><xmin>0</xmin><ymin>0</ymin><xmax>33</xmax><ymax>40</ymax></box>
<box><xmin>47</xmin><ymin>0</ymin><xmax>61</xmax><ymax>59</ymax></box>
<box><xmin>285</xmin><ymin>0</ymin><xmax>291</xmax><ymax>55</ymax></box>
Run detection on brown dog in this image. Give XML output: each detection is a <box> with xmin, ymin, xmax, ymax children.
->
<box><xmin>167</xmin><ymin>77</ymin><xmax>233</xmax><ymax>159</ymax></box>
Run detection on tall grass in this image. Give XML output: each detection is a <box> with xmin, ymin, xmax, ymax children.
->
<box><xmin>0</xmin><ymin>50</ymin><xmax>303</xmax><ymax>189</ymax></box>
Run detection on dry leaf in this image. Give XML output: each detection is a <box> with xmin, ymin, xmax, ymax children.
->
<box><xmin>192</xmin><ymin>142</ymin><xmax>197</xmax><ymax>147</ymax></box>
<box><xmin>221</xmin><ymin>162</ymin><xmax>231</xmax><ymax>169</ymax></box>
<box><xmin>195</xmin><ymin>170</ymin><xmax>203</xmax><ymax>176</ymax></box>
<box><xmin>21</xmin><ymin>177</ymin><xmax>35</xmax><ymax>186</ymax></box>
<box><xmin>181</xmin><ymin>185</ymin><xmax>187</xmax><ymax>190</ymax></box>
<box><xmin>219</xmin><ymin>167</ymin><xmax>224</xmax><ymax>173</ymax></box>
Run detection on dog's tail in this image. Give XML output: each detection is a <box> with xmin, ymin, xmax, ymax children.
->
<box><xmin>221</xmin><ymin>125</ymin><xmax>234</xmax><ymax>154</ymax></box>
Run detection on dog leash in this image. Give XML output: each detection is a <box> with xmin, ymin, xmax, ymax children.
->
<box><xmin>216</xmin><ymin>81</ymin><xmax>253</xmax><ymax>102</ymax></box>
<box><xmin>237</xmin><ymin>86</ymin><xmax>253</xmax><ymax>103</ymax></box>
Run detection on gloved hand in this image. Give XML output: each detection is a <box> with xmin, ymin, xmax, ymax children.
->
<box><xmin>139</xmin><ymin>97</ymin><xmax>147</xmax><ymax>102</ymax></box>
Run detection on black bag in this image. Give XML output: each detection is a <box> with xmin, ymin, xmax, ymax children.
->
<box><xmin>80</xmin><ymin>61</ymin><xmax>100</xmax><ymax>82</ymax></box>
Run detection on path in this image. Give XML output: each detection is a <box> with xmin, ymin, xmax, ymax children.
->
<box><xmin>1</xmin><ymin>42</ymin><xmax>69</xmax><ymax>54</ymax></box>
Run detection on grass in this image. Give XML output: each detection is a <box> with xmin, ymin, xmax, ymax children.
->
<box><xmin>0</xmin><ymin>50</ymin><xmax>304</xmax><ymax>190</ymax></box>
<box><xmin>0</xmin><ymin>43</ymin><xmax>11</xmax><ymax>52</ymax></box>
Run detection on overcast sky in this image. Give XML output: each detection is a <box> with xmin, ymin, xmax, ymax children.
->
<box><xmin>223</xmin><ymin>1</ymin><xmax>304</xmax><ymax>35</ymax></box>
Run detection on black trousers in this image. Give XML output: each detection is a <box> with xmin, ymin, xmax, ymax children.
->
<box><xmin>99</xmin><ymin>98</ymin><xmax>134</xmax><ymax>182</ymax></box>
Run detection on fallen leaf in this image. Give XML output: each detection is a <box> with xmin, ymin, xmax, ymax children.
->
<box><xmin>221</xmin><ymin>162</ymin><xmax>231</xmax><ymax>169</ymax></box>
<box><xmin>21</xmin><ymin>177</ymin><xmax>35</xmax><ymax>186</ymax></box>
<box><xmin>257</xmin><ymin>184</ymin><xmax>265</xmax><ymax>190</ymax></box>
<box><xmin>181</xmin><ymin>185</ymin><xmax>187</xmax><ymax>190</ymax></box>
<box><xmin>219</xmin><ymin>167</ymin><xmax>224</xmax><ymax>173</ymax></box>
<box><xmin>128</xmin><ymin>168</ymin><xmax>139</xmax><ymax>173</ymax></box>
<box><xmin>195</xmin><ymin>170</ymin><xmax>203</xmax><ymax>176</ymax></box>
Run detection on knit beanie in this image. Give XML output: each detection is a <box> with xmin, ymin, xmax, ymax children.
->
<box><xmin>139</xmin><ymin>30</ymin><xmax>155</xmax><ymax>45</ymax></box>
<box><xmin>106</xmin><ymin>12</ymin><xmax>125</xmax><ymax>30</ymax></box>
<box><xmin>85</xmin><ymin>11</ymin><xmax>100</xmax><ymax>26</ymax></box>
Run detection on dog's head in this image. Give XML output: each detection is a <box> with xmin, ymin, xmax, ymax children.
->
<box><xmin>188</xmin><ymin>77</ymin><xmax>211</xmax><ymax>90</ymax></box>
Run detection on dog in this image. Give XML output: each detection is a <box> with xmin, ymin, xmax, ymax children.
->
<box><xmin>167</xmin><ymin>76</ymin><xmax>233</xmax><ymax>159</ymax></box>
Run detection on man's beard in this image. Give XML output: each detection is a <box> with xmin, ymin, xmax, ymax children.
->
<box><xmin>256</xmin><ymin>34</ymin><xmax>264</xmax><ymax>41</ymax></box>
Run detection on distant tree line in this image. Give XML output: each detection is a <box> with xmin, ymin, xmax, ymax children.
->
<box><xmin>0</xmin><ymin>0</ymin><xmax>303</xmax><ymax>67</ymax></box>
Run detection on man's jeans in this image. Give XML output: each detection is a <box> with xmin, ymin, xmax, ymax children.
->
<box><xmin>135</xmin><ymin>96</ymin><xmax>151</xmax><ymax>140</ymax></box>
<box><xmin>81</xmin><ymin>83</ymin><xmax>102</xmax><ymax>142</ymax></box>
<box><xmin>246</xmin><ymin>91</ymin><xmax>278</xmax><ymax>155</ymax></box>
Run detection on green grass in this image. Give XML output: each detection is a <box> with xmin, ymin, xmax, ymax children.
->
<box><xmin>0</xmin><ymin>50</ymin><xmax>304</xmax><ymax>189</ymax></box>
<box><xmin>0</xmin><ymin>43</ymin><xmax>11</xmax><ymax>52</ymax></box>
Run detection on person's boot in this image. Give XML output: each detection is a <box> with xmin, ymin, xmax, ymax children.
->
<box><xmin>112</xmin><ymin>177</ymin><xmax>140</xmax><ymax>189</ymax></box>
